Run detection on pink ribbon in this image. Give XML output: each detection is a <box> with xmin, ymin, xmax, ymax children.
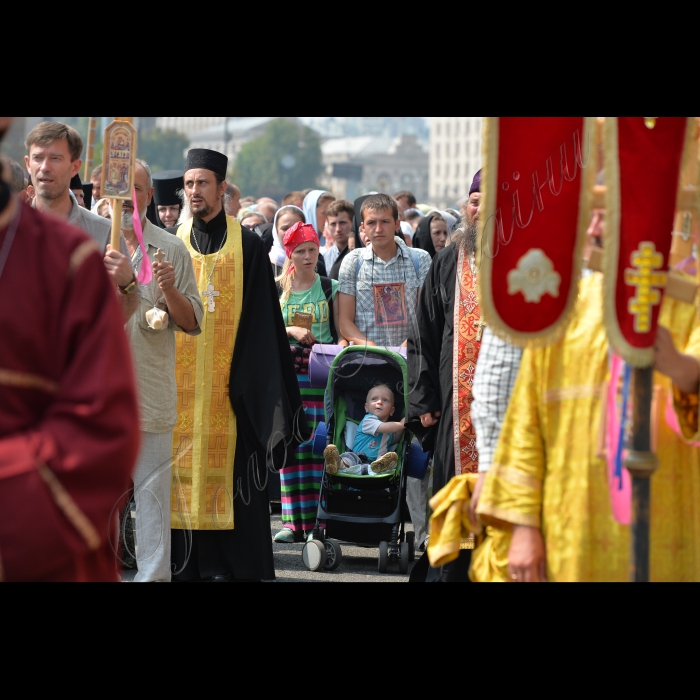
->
<box><xmin>132</xmin><ymin>187</ymin><xmax>152</xmax><ymax>285</ymax></box>
<box><xmin>673</xmin><ymin>255</ymin><xmax>697</xmax><ymax>277</ymax></box>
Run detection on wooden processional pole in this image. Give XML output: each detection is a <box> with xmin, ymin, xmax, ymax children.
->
<box><xmin>83</xmin><ymin>117</ymin><xmax>98</xmax><ymax>182</ymax></box>
<box><xmin>101</xmin><ymin>117</ymin><xmax>137</xmax><ymax>252</ymax></box>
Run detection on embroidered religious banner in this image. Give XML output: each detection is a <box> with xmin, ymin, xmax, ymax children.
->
<box><xmin>479</xmin><ymin>117</ymin><xmax>598</xmax><ymax>346</ymax></box>
<box><xmin>603</xmin><ymin>117</ymin><xmax>697</xmax><ymax>367</ymax></box>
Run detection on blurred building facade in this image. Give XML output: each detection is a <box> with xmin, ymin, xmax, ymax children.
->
<box><xmin>430</xmin><ymin>117</ymin><xmax>483</xmax><ymax>207</ymax></box>
<box><xmin>156</xmin><ymin>117</ymin><xmax>226</xmax><ymax>137</ymax></box>
<box><xmin>321</xmin><ymin>134</ymin><xmax>429</xmax><ymax>202</ymax></box>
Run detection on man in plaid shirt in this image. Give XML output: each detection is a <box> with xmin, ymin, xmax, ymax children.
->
<box><xmin>469</xmin><ymin>329</ymin><xmax>524</xmax><ymax>524</ymax></box>
<box><xmin>338</xmin><ymin>194</ymin><xmax>431</xmax><ymax>349</ymax></box>
<box><xmin>338</xmin><ymin>194</ymin><xmax>432</xmax><ymax>546</ymax></box>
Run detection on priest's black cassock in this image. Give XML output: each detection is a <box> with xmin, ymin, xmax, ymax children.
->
<box><xmin>406</xmin><ymin>244</ymin><xmax>459</xmax><ymax>497</ymax></box>
<box><xmin>172</xmin><ymin>208</ymin><xmax>310</xmax><ymax>581</ymax></box>
<box><xmin>406</xmin><ymin>245</ymin><xmax>474</xmax><ymax>582</ymax></box>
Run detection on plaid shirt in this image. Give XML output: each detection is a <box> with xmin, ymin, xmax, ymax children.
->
<box><xmin>471</xmin><ymin>328</ymin><xmax>524</xmax><ymax>473</ymax></box>
<box><xmin>339</xmin><ymin>238</ymin><xmax>431</xmax><ymax>348</ymax></box>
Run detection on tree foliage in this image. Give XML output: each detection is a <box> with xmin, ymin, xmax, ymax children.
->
<box><xmin>233</xmin><ymin>119</ymin><xmax>323</xmax><ymax>200</ymax></box>
<box><xmin>138</xmin><ymin>128</ymin><xmax>190</xmax><ymax>173</ymax></box>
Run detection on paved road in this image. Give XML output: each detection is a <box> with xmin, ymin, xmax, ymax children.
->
<box><xmin>122</xmin><ymin>512</ymin><xmax>418</xmax><ymax>583</ymax></box>
<box><xmin>270</xmin><ymin>513</ymin><xmax>417</xmax><ymax>583</ymax></box>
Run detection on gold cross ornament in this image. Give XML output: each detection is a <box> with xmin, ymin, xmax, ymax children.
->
<box><xmin>624</xmin><ymin>242</ymin><xmax>668</xmax><ymax>333</ymax></box>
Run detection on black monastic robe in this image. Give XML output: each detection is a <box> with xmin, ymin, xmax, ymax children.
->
<box><xmin>407</xmin><ymin>245</ymin><xmax>458</xmax><ymax>496</ymax></box>
<box><xmin>172</xmin><ymin>210</ymin><xmax>310</xmax><ymax>581</ymax></box>
<box><xmin>407</xmin><ymin>245</ymin><xmax>473</xmax><ymax>582</ymax></box>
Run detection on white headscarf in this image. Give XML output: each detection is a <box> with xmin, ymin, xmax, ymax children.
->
<box><xmin>303</xmin><ymin>190</ymin><xmax>332</xmax><ymax>244</ymax></box>
<box><xmin>270</xmin><ymin>205</ymin><xmax>305</xmax><ymax>268</ymax></box>
<box><xmin>427</xmin><ymin>209</ymin><xmax>459</xmax><ymax>235</ymax></box>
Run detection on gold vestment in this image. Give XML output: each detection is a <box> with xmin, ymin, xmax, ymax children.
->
<box><xmin>473</xmin><ymin>273</ymin><xmax>700</xmax><ymax>583</ymax></box>
<box><xmin>171</xmin><ymin>217</ymin><xmax>243</xmax><ymax>532</ymax></box>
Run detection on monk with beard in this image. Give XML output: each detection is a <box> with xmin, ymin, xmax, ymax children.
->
<box><xmin>407</xmin><ymin>171</ymin><xmax>483</xmax><ymax>583</ymax></box>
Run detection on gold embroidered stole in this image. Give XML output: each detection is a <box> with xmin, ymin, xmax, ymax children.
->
<box><xmin>452</xmin><ymin>248</ymin><xmax>482</xmax><ymax>476</ymax></box>
<box><xmin>171</xmin><ymin>217</ymin><xmax>244</xmax><ymax>532</ymax></box>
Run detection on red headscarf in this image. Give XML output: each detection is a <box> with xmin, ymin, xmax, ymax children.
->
<box><xmin>283</xmin><ymin>222</ymin><xmax>320</xmax><ymax>275</ymax></box>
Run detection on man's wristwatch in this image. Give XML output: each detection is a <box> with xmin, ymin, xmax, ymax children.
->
<box><xmin>118</xmin><ymin>275</ymin><xmax>138</xmax><ymax>295</ymax></box>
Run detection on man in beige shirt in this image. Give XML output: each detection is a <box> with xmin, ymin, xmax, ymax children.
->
<box><xmin>117</xmin><ymin>159</ymin><xmax>204</xmax><ymax>583</ymax></box>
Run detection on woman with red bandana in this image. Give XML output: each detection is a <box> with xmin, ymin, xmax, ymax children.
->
<box><xmin>274</xmin><ymin>222</ymin><xmax>343</xmax><ymax>544</ymax></box>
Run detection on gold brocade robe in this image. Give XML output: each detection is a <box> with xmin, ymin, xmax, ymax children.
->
<box><xmin>473</xmin><ymin>273</ymin><xmax>700</xmax><ymax>583</ymax></box>
<box><xmin>171</xmin><ymin>217</ymin><xmax>243</xmax><ymax>532</ymax></box>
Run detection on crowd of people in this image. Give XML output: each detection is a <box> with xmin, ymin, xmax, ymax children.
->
<box><xmin>1</xmin><ymin>117</ymin><xmax>700</xmax><ymax>583</ymax></box>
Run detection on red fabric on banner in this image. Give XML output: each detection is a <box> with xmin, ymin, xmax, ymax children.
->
<box><xmin>482</xmin><ymin>117</ymin><xmax>591</xmax><ymax>344</ymax></box>
<box><xmin>615</xmin><ymin>118</ymin><xmax>687</xmax><ymax>351</ymax></box>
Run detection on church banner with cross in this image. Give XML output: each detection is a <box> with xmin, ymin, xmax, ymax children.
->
<box><xmin>478</xmin><ymin>117</ymin><xmax>598</xmax><ymax>347</ymax></box>
<box><xmin>603</xmin><ymin>117</ymin><xmax>697</xmax><ymax>367</ymax></box>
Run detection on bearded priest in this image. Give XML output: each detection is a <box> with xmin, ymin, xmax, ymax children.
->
<box><xmin>406</xmin><ymin>171</ymin><xmax>484</xmax><ymax>582</ymax></box>
<box><xmin>171</xmin><ymin>149</ymin><xmax>309</xmax><ymax>582</ymax></box>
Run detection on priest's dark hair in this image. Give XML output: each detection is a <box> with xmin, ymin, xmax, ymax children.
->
<box><xmin>25</xmin><ymin>121</ymin><xmax>84</xmax><ymax>162</ymax></box>
<box><xmin>361</xmin><ymin>194</ymin><xmax>399</xmax><ymax>223</ymax></box>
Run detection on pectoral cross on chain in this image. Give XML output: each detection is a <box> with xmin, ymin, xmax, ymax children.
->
<box><xmin>203</xmin><ymin>284</ymin><xmax>220</xmax><ymax>313</ymax></box>
<box><xmin>476</xmin><ymin>320</ymin><xmax>487</xmax><ymax>342</ymax></box>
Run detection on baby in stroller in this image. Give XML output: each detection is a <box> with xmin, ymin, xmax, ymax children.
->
<box><xmin>324</xmin><ymin>384</ymin><xmax>405</xmax><ymax>477</ymax></box>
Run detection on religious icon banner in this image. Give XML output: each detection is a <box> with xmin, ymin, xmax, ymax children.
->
<box><xmin>479</xmin><ymin>117</ymin><xmax>597</xmax><ymax>347</ymax></box>
<box><xmin>603</xmin><ymin>117</ymin><xmax>697</xmax><ymax>367</ymax></box>
<box><xmin>101</xmin><ymin>119</ymin><xmax>137</xmax><ymax>200</ymax></box>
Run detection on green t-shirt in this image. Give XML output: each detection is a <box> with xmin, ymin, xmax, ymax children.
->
<box><xmin>282</xmin><ymin>276</ymin><xmax>338</xmax><ymax>344</ymax></box>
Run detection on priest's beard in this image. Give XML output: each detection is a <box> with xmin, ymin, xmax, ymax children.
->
<box><xmin>453</xmin><ymin>220</ymin><xmax>478</xmax><ymax>258</ymax></box>
<box><xmin>190</xmin><ymin>196</ymin><xmax>217</xmax><ymax>221</ymax></box>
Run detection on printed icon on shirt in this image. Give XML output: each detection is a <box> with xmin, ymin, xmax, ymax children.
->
<box><xmin>373</xmin><ymin>282</ymin><xmax>407</xmax><ymax>326</ymax></box>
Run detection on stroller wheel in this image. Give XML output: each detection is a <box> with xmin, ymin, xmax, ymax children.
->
<box><xmin>406</xmin><ymin>532</ymin><xmax>416</xmax><ymax>563</ymax></box>
<box><xmin>303</xmin><ymin>539</ymin><xmax>327</xmax><ymax>572</ymax></box>
<box><xmin>378</xmin><ymin>542</ymin><xmax>389</xmax><ymax>574</ymax></box>
<box><xmin>324</xmin><ymin>539</ymin><xmax>343</xmax><ymax>571</ymax></box>
<box><xmin>400</xmin><ymin>542</ymin><xmax>410</xmax><ymax>575</ymax></box>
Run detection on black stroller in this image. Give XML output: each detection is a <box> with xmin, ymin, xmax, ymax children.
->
<box><xmin>302</xmin><ymin>346</ymin><xmax>429</xmax><ymax>575</ymax></box>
